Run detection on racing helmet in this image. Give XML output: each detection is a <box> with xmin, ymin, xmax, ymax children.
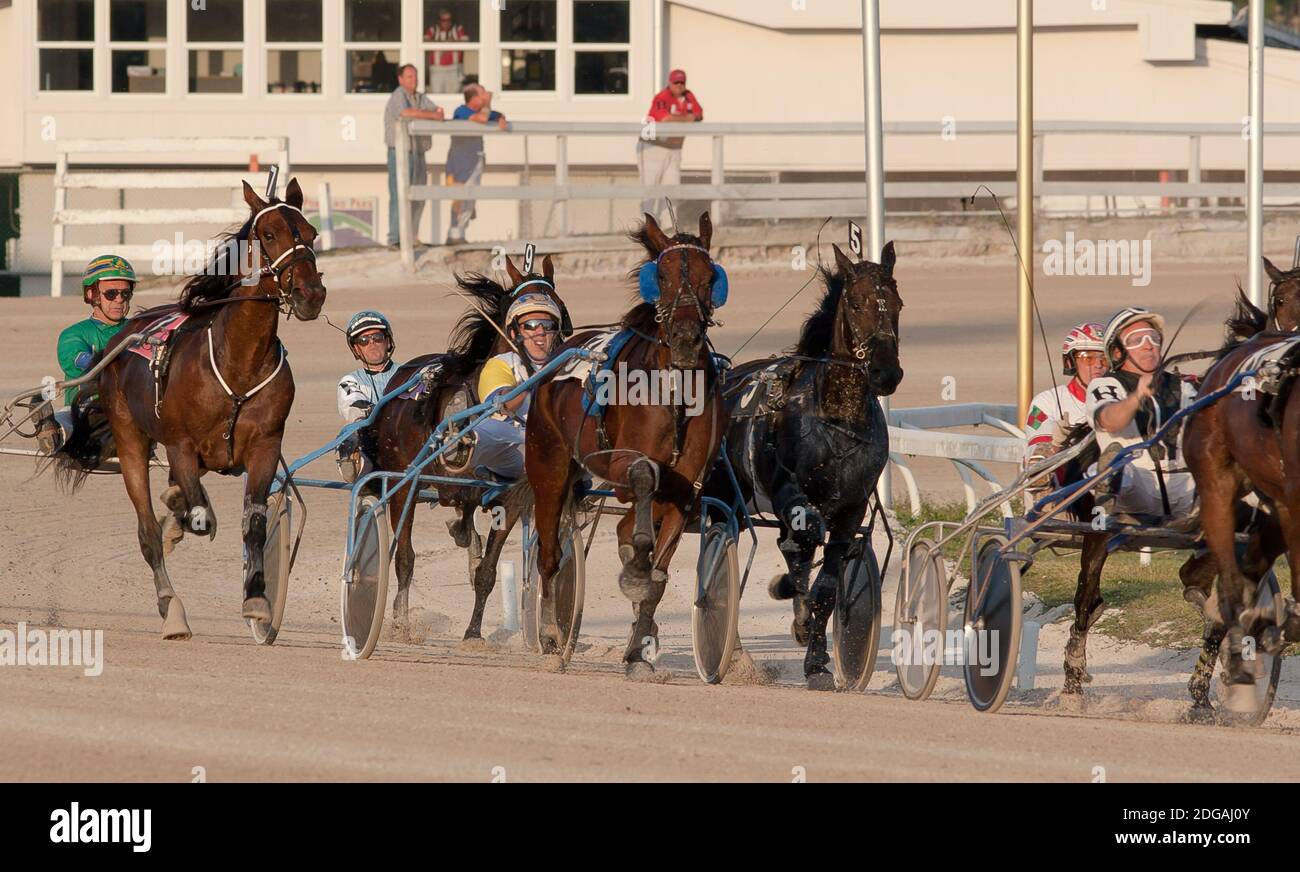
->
<box><xmin>1061</xmin><ymin>322</ymin><xmax>1105</xmax><ymax>376</ymax></box>
<box><xmin>346</xmin><ymin>310</ymin><xmax>395</xmax><ymax>361</ymax></box>
<box><xmin>1102</xmin><ymin>307</ymin><xmax>1165</xmax><ymax>367</ymax></box>
<box><xmin>505</xmin><ymin>293</ymin><xmax>562</xmax><ymax>333</ymax></box>
<box><xmin>81</xmin><ymin>254</ymin><xmax>137</xmax><ymax>305</ymax></box>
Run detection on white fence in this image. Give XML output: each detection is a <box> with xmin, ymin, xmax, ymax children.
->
<box><xmin>51</xmin><ymin>137</ymin><xmax>290</xmax><ymax>297</ymax></box>
<box><xmin>394</xmin><ymin>118</ymin><xmax>1300</xmax><ymax>267</ymax></box>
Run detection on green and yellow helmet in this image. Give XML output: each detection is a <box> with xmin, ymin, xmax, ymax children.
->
<box><xmin>82</xmin><ymin>254</ymin><xmax>137</xmax><ymax>303</ymax></box>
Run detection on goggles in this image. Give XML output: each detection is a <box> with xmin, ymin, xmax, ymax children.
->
<box><xmin>352</xmin><ymin>333</ymin><xmax>390</xmax><ymax>347</ymax></box>
<box><xmin>519</xmin><ymin>318</ymin><xmax>557</xmax><ymax>333</ymax></box>
<box><xmin>99</xmin><ymin>289</ymin><xmax>133</xmax><ymax>302</ymax></box>
<box><xmin>1121</xmin><ymin>328</ymin><xmax>1162</xmax><ymax>351</ymax></box>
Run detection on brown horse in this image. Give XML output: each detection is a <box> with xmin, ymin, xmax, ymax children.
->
<box><xmin>372</xmin><ymin>255</ymin><xmax>570</xmax><ymax>639</ymax></box>
<box><xmin>524</xmin><ymin>212</ymin><xmax>727</xmax><ymax>678</ymax></box>
<box><xmin>54</xmin><ymin>179</ymin><xmax>325</xmax><ymax>639</ymax></box>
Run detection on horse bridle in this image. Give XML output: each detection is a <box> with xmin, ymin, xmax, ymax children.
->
<box><xmin>841</xmin><ymin>272</ymin><xmax>898</xmax><ymax>362</ymax></box>
<box><xmin>246</xmin><ymin>202</ymin><xmax>319</xmax><ymax>312</ymax></box>
<box><xmin>651</xmin><ymin>243</ymin><xmax>718</xmax><ymax>353</ymax></box>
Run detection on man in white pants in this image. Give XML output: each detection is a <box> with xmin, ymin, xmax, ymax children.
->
<box><xmin>636</xmin><ymin>69</ymin><xmax>703</xmax><ymax>227</ymax></box>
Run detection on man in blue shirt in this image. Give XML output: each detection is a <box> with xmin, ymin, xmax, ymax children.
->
<box><xmin>446</xmin><ymin>83</ymin><xmax>509</xmax><ymax>244</ymax></box>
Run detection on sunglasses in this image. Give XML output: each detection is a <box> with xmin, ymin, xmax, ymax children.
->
<box><xmin>353</xmin><ymin>334</ymin><xmax>389</xmax><ymax>347</ymax></box>
<box><xmin>519</xmin><ymin>319</ymin><xmax>556</xmax><ymax>333</ymax></box>
<box><xmin>1121</xmin><ymin>329</ymin><xmax>1162</xmax><ymax>351</ymax></box>
<box><xmin>100</xmin><ymin>289</ymin><xmax>133</xmax><ymax>302</ymax></box>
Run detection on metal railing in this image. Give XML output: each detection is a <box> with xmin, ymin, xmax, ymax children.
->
<box><xmin>393</xmin><ymin>118</ymin><xmax>1300</xmax><ymax>266</ymax></box>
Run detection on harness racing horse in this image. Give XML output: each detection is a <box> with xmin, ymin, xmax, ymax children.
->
<box><xmin>54</xmin><ymin>180</ymin><xmax>325</xmax><ymax>639</ymax></box>
<box><xmin>525</xmin><ymin>213</ymin><xmax>726</xmax><ymax>678</ymax></box>
<box><xmin>372</xmin><ymin>255</ymin><xmax>570</xmax><ymax>640</ymax></box>
<box><xmin>709</xmin><ymin>242</ymin><xmax>903</xmax><ymax>689</ymax></box>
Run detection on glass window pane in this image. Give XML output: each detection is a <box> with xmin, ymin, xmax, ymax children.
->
<box><xmin>188</xmin><ymin>50</ymin><xmax>244</xmax><ymax>92</ymax></box>
<box><xmin>187</xmin><ymin>0</ymin><xmax>243</xmax><ymax>42</ymax></box>
<box><xmin>38</xmin><ymin>0</ymin><xmax>94</xmax><ymax>41</ymax></box>
<box><xmin>574</xmin><ymin>2</ymin><xmax>629</xmax><ymax>43</ymax></box>
<box><xmin>111</xmin><ymin>0</ymin><xmax>167</xmax><ymax>42</ymax></box>
<box><xmin>267</xmin><ymin>0</ymin><xmax>322</xmax><ymax>43</ymax></box>
<box><xmin>426</xmin><ymin>49</ymin><xmax>478</xmax><ymax>94</ymax></box>
<box><xmin>501</xmin><ymin>48</ymin><xmax>555</xmax><ymax>91</ymax></box>
<box><xmin>268</xmin><ymin>50</ymin><xmax>322</xmax><ymax>93</ymax></box>
<box><xmin>112</xmin><ymin>49</ymin><xmax>166</xmax><ymax>93</ymax></box>
<box><xmin>345</xmin><ymin>0</ymin><xmax>401</xmax><ymax>42</ymax></box>
<box><xmin>347</xmin><ymin>49</ymin><xmax>400</xmax><ymax>93</ymax></box>
<box><xmin>500</xmin><ymin>1</ymin><xmax>556</xmax><ymax>42</ymax></box>
<box><xmin>423</xmin><ymin>1</ymin><xmax>479</xmax><ymax>41</ymax></box>
<box><xmin>575</xmin><ymin>51</ymin><xmax>627</xmax><ymax>94</ymax></box>
<box><xmin>39</xmin><ymin>48</ymin><xmax>94</xmax><ymax>90</ymax></box>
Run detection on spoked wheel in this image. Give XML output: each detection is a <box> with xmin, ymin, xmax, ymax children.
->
<box><xmin>524</xmin><ymin>523</ymin><xmax>586</xmax><ymax>662</ymax></box>
<box><xmin>692</xmin><ymin>522</ymin><xmax>741</xmax><ymax>684</ymax></box>
<box><xmin>249</xmin><ymin>490</ymin><xmax>293</xmax><ymax>645</ymax></box>
<box><xmin>1213</xmin><ymin>570</ymin><xmax>1284</xmax><ymax>727</ymax></box>
<box><xmin>963</xmin><ymin>535</ymin><xmax>1022</xmax><ymax>713</ymax></box>
<box><xmin>895</xmin><ymin>537</ymin><xmax>948</xmax><ymax>701</ymax></box>
<box><xmin>341</xmin><ymin>495</ymin><xmax>390</xmax><ymax>661</ymax></box>
<box><xmin>832</xmin><ymin>537</ymin><xmax>882</xmax><ymax>692</ymax></box>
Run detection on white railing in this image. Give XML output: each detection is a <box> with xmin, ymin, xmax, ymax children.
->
<box><xmin>51</xmin><ymin>137</ymin><xmax>290</xmax><ymax>297</ymax></box>
<box><xmin>394</xmin><ymin>118</ymin><xmax>1300</xmax><ymax>266</ymax></box>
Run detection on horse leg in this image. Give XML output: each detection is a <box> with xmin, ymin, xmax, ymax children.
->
<box><xmin>622</xmin><ymin>504</ymin><xmax>683</xmax><ymax>680</ymax></box>
<box><xmin>388</xmin><ymin>483</ymin><xmax>416</xmax><ymax>632</ymax></box>
<box><xmin>164</xmin><ymin>445</ymin><xmax>217</xmax><ymax>541</ymax></box>
<box><xmin>464</xmin><ymin>501</ymin><xmax>519</xmax><ymax>640</ymax></box>
<box><xmin>119</xmin><ymin>423</ymin><xmax>191</xmax><ymax>639</ymax></box>
<box><xmin>530</xmin><ymin>465</ymin><xmax>570</xmax><ymax>655</ymax></box>
<box><xmin>1062</xmin><ymin>533</ymin><xmax>1108</xmax><ymax>695</ymax></box>
<box><xmin>238</xmin><ymin>443</ymin><xmax>279</xmax><ymax>623</ymax></box>
<box><xmin>768</xmin><ymin>483</ymin><xmax>824</xmax><ymax>647</ymax></box>
<box><xmin>617</xmin><ymin>458</ymin><xmax>659</xmax><ymax>603</ymax></box>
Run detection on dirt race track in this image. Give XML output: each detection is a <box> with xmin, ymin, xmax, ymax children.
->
<box><xmin>4</xmin><ymin>251</ymin><xmax>1300</xmax><ymax>782</ymax></box>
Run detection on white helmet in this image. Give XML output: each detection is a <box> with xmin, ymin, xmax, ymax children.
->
<box><xmin>1102</xmin><ymin>307</ymin><xmax>1165</xmax><ymax>366</ymax></box>
<box><xmin>506</xmin><ymin>293</ymin><xmax>562</xmax><ymax>330</ymax></box>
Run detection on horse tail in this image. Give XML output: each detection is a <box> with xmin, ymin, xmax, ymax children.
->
<box><xmin>503</xmin><ymin>477</ymin><xmax>534</xmax><ymax>516</ymax></box>
<box><xmin>46</xmin><ymin>400</ymin><xmax>106</xmax><ymax>494</ymax></box>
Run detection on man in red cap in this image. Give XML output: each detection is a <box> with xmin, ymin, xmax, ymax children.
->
<box><xmin>637</xmin><ymin>69</ymin><xmax>703</xmax><ymax>225</ymax></box>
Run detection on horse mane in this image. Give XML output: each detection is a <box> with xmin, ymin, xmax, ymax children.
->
<box><xmin>1217</xmin><ymin>284</ymin><xmax>1270</xmax><ymax>361</ymax></box>
<box><xmin>176</xmin><ymin>215</ymin><xmax>254</xmax><ymax>311</ymax></box>
<box><xmin>792</xmin><ymin>265</ymin><xmax>846</xmax><ymax>356</ymax></box>
<box><xmin>622</xmin><ymin>219</ymin><xmax>707</xmax><ymax>331</ymax></box>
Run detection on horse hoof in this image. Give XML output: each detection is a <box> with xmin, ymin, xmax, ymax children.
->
<box><xmin>1185</xmin><ymin>703</ymin><xmax>1215</xmax><ymax>725</ymax></box>
<box><xmin>768</xmin><ymin>573</ymin><xmax>796</xmax><ymax>601</ymax></box>
<box><xmin>1220</xmin><ymin>680</ymin><xmax>1260</xmax><ymax>715</ymax></box>
<box><xmin>618</xmin><ymin>568</ymin><xmax>654</xmax><ymax>603</ymax></box>
<box><xmin>542</xmin><ymin>654</ymin><xmax>566</xmax><ymax>673</ymax></box>
<box><xmin>791</xmin><ymin>617</ymin><xmax>809</xmax><ymax>647</ymax></box>
<box><xmin>806</xmin><ymin>671</ymin><xmax>836</xmax><ymax>692</ymax></box>
<box><xmin>160</xmin><ymin>484</ymin><xmax>185</xmax><ymax>512</ymax></box>
<box><xmin>158</xmin><ymin>513</ymin><xmax>184</xmax><ymax>556</ymax></box>
<box><xmin>457</xmin><ymin>636</ymin><xmax>490</xmax><ymax>653</ymax></box>
<box><xmin>242</xmin><ymin>596</ymin><xmax>272</xmax><ymax>624</ymax></box>
<box><xmin>625</xmin><ymin>661</ymin><xmax>666</xmax><ymax>683</ymax></box>
<box><xmin>161</xmin><ymin>597</ymin><xmax>192</xmax><ymax>641</ymax></box>
<box><xmin>445</xmin><ymin>517</ymin><xmax>472</xmax><ymax>549</ymax></box>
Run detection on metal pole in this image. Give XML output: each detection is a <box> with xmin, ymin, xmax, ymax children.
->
<box><xmin>1016</xmin><ymin>0</ymin><xmax>1034</xmax><ymax>427</ymax></box>
<box><xmin>1248</xmin><ymin>0</ymin><xmax>1265</xmax><ymax>307</ymax></box>
<box><xmin>318</xmin><ymin>181</ymin><xmax>335</xmax><ymax>251</ymax></box>
<box><xmin>861</xmin><ymin>0</ymin><xmax>891</xmax><ymax>509</ymax></box>
<box><xmin>396</xmin><ymin>120</ymin><xmax>414</xmax><ymax>270</ymax></box>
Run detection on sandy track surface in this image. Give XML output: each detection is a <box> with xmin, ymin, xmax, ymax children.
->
<box><xmin>2</xmin><ymin>254</ymin><xmax>1298</xmax><ymax>782</ymax></box>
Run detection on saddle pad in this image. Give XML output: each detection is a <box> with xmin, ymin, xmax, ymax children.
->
<box><xmin>126</xmin><ymin>311</ymin><xmax>191</xmax><ymax>361</ymax></box>
<box><xmin>728</xmin><ymin>359</ymin><xmax>797</xmax><ymax>420</ymax></box>
<box><xmin>554</xmin><ymin>330</ymin><xmax>622</xmax><ymax>384</ymax></box>
<box><xmin>1240</xmin><ymin>334</ymin><xmax>1300</xmax><ymax>380</ymax></box>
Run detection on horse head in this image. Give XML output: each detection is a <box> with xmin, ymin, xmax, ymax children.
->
<box><xmin>241</xmin><ymin>179</ymin><xmax>326</xmax><ymax>322</ymax></box>
<box><xmin>637</xmin><ymin>212</ymin><xmax>722</xmax><ymax>370</ymax></box>
<box><xmin>832</xmin><ymin>241</ymin><xmax>904</xmax><ymax>396</ymax></box>
<box><xmin>1264</xmin><ymin>256</ymin><xmax>1300</xmax><ymax>332</ymax></box>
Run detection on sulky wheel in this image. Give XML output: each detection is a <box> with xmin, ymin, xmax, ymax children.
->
<box><xmin>341</xmin><ymin>494</ymin><xmax>391</xmax><ymax>661</ymax></box>
<box><xmin>832</xmin><ymin>536</ymin><xmax>882</xmax><ymax>692</ymax></box>
<box><xmin>525</xmin><ymin>522</ymin><xmax>586</xmax><ymax>662</ymax></box>
<box><xmin>691</xmin><ymin>522</ymin><xmax>741</xmax><ymax>684</ymax></box>
<box><xmin>1214</xmin><ymin>569</ymin><xmax>1284</xmax><ymax>727</ymax></box>
<box><xmin>963</xmin><ymin>535</ymin><xmax>1022</xmax><ymax>713</ymax></box>
<box><xmin>895</xmin><ymin>537</ymin><xmax>948</xmax><ymax>701</ymax></box>
<box><xmin>249</xmin><ymin>490</ymin><xmax>293</xmax><ymax>646</ymax></box>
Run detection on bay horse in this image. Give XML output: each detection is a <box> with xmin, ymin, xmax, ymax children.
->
<box><xmin>54</xmin><ymin>179</ymin><xmax>325</xmax><ymax>639</ymax></box>
<box><xmin>524</xmin><ymin>212</ymin><xmax>726</xmax><ymax>678</ymax></box>
<box><xmin>707</xmin><ymin>242</ymin><xmax>903</xmax><ymax>689</ymax></box>
<box><xmin>372</xmin><ymin>255</ymin><xmax>570</xmax><ymax>640</ymax></box>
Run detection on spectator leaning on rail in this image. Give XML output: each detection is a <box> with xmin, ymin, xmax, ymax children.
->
<box><xmin>424</xmin><ymin>8</ymin><xmax>469</xmax><ymax>95</ymax></box>
<box><xmin>445</xmin><ymin>83</ymin><xmax>509</xmax><ymax>244</ymax></box>
<box><xmin>336</xmin><ymin>311</ymin><xmax>399</xmax><ymax>483</ymax></box>
<box><xmin>1085</xmin><ymin>307</ymin><xmax>1197</xmax><ymax>519</ymax></box>
<box><xmin>637</xmin><ymin>69</ymin><xmax>703</xmax><ymax>227</ymax></box>
<box><xmin>385</xmin><ymin>63</ymin><xmax>445</xmax><ymax>248</ymax></box>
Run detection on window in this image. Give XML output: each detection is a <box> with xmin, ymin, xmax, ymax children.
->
<box><xmin>267</xmin><ymin>1</ymin><xmax>323</xmax><ymax>93</ymax></box>
<box><xmin>573</xmin><ymin>1</ymin><xmax>628</xmax><ymax>95</ymax></box>
<box><xmin>500</xmin><ymin>1</ymin><xmax>556</xmax><ymax>91</ymax></box>
<box><xmin>422</xmin><ymin>1</ymin><xmax>479</xmax><ymax>95</ymax></box>
<box><xmin>37</xmin><ymin>0</ymin><xmax>94</xmax><ymax>91</ymax></box>
<box><xmin>344</xmin><ymin>0</ymin><xmax>401</xmax><ymax>93</ymax></box>
<box><xmin>187</xmin><ymin>0</ymin><xmax>244</xmax><ymax>93</ymax></box>
<box><xmin>110</xmin><ymin>0</ymin><xmax>167</xmax><ymax>94</ymax></box>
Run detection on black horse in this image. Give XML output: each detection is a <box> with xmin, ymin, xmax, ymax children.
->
<box><xmin>708</xmin><ymin>242</ymin><xmax>904</xmax><ymax>688</ymax></box>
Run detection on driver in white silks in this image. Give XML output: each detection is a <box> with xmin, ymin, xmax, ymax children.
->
<box><xmin>473</xmin><ymin>293</ymin><xmax>563</xmax><ymax>480</ymax></box>
<box><xmin>336</xmin><ymin>310</ymin><xmax>399</xmax><ymax>482</ymax></box>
